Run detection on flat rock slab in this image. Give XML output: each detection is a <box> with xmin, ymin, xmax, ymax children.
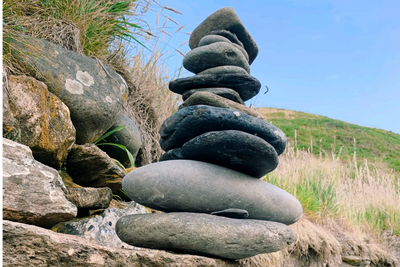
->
<box><xmin>182</xmin><ymin>87</ymin><xmax>244</xmax><ymax>104</ymax></box>
<box><xmin>122</xmin><ymin>160</ymin><xmax>303</xmax><ymax>224</ymax></box>
<box><xmin>180</xmin><ymin>130</ymin><xmax>279</xmax><ymax>178</ymax></box>
<box><xmin>159</xmin><ymin>105</ymin><xmax>286</xmax><ymax>155</ymax></box>
<box><xmin>169</xmin><ymin>73</ymin><xmax>261</xmax><ymax>102</ymax></box>
<box><xmin>179</xmin><ymin>91</ymin><xmax>263</xmax><ymax>119</ymax></box>
<box><xmin>189</xmin><ymin>7</ymin><xmax>258</xmax><ymax>64</ymax></box>
<box><xmin>116</xmin><ymin>213</ymin><xmax>295</xmax><ymax>260</ymax></box>
<box><xmin>183</xmin><ymin>42</ymin><xmax>250</xmax><ymax>74</ymax></box>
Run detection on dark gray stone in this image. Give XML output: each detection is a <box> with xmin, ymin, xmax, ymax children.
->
<box><xmin>7</xmin><ymin>36</ymin><xmax>128</xmax><ymax>144</ymax></box>
<box><xmin>197</xmin><ymin>65</ymin><xmax>249</xmax><ymax>76</ymax></box>
<box><xmin>180</xmin><ymin>130</ymin><xmax>279</xmax><ymax>178</ymax></box>
<box><xmin>211</xmin><ymin>208</ymin><xmax>249</xmax><ymax>219</ymax></box>
<box><xmin>169</xmin><ymin>73</ymin><xmax>261</xmax><ymax>102</ymax></box>
<box><xmin>189</xmin><ymin>7</ymin><xmax>259</xmax><ymax>64</ymax></box>
<box><xmin>183</xmin><ymin>42</ymin><xmax>250</xmax><ymax>74</ymax></box>
<box><xmin>159</xmin><ymin>105</ymin><xmax>287</xmax><ymax>155</ymax></box>
<box><xmin>121</xmin><ymin>160</ymin><xmax>303</xmax><ymax>224</ymax></box>
<box><xmin>182</xmin><ymin>87</ymin><xmax>244</xmax><ymax>104</ymax></box>
<box><xmin>159</xmin><ymin>147</ymin><xmax>183</xmax><ymax>161</ymax></box>
<box><xmin>99</xmin><ymin>114</ymin><xmax>141</xmax><ymax>168</ymax></box>
<box><xmin>198</xmin><ymin>35</ymin><xmax>249</xmax><ymax>62</ymax></box>
<box><xmin>209</xmin><ymin>30</ymin><xmax>245</xmax><ymax>48</ymax></box>
<box><xmin>116</xmin><ymin>212</ymin><xmax>295</xmax><ymax>260</ymax></box>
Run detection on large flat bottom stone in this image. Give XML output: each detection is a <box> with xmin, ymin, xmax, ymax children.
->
<box><xmin>116</xmin><ymin>212</ymin><xmax>295</xmax><ymax>260</ymax></box>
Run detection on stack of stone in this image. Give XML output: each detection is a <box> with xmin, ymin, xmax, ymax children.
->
<box><xmin>116</xmin><ymin>7</ymin><xmax>303</xmax><ymax>260</ymax></box>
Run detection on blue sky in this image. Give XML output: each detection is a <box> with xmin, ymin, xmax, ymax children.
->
<box><xmin>139</xmin><ymin>0</ymin><xmax>400</xmax><ymax>134</ymax></box>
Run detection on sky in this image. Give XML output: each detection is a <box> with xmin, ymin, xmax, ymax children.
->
<box><xmin>138</xmin><ymin>0</ymin><xmax>400</xmax><ymax>134</ymax></box>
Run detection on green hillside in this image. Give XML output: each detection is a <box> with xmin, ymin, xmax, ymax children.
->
<box><xmin>257</xmin><ymin>107</ymin><xmax>400</xmax><ymax>173</ymax></box>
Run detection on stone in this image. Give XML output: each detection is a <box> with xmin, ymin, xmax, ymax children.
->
<box><xmin>182</xmin><ymin>87</ymin><xmax>244</xmax><ymax>104</ymax></box>
<box><xmin>3</xmin><ymin>220</ymin><xmax>237</xmax><ymax>267</ymax></box>
<box><xmin>5</xmin><ymin>75</ymin><xmax>76</xmax><ymax>168</ymax></box>
<box><xmin>66</xmin><ymin>144</ymin><xmax>125</xmax><ymax>193</ymax></box>
<box><xmin>183</xmin><ymin>42</ymin><xmax>250</xmax><ymax>74</ymax></box>
<box><xmin>66</xmin><ymin>187</ymin><xmax>113</xmax><ymax>210</ymax></box>
<box><xmin>211</xmin><ymin>208</ymin><xmax>249</xmax><ymax>219</ymax></box>
<box><xmin>159</xmin><ymin>147</ymin><xmax>184</xmax><ymax>161</ymax></box>
<box><xmin>198</xmin><ymin>35</ymin><xmax>249</xmax><ymax>62</ymax></box>
<box><xmin>99</xmin><ymin>114</ymin><xmax>141</xmax><ymax>168</ymax></box>
<box><xmin>7</xmin><ymin>35</ymin><xmax>128</xmax><ymax>144</ymax></box>
<box><xmin>3</xmin><ymin>138</ymin><xmax>77</xmax><ymax>228</ymax></box>
<box><xmin>180</xmin><ymin>130</ymin><xmax>279</xmax><ymax>178</ymax></box>
<box><xmin>159</xmin><ymin>105</ymin><xmax>287</xmax><ymax>155</ymax></box>
<box><xmin>122</xmin><ymin>160</ymin><xmax>303</xmax><ymax>225</ymax></box>
<box><xmin>189</xmin><ymin>7</ymin><xmax>259</xmax><ymax>64</ymax></box>
<box><xmin>169</xmin><ymin>73</ymin><xmax>261</xmax><ymax>101</ymax></box>
<box><xmin>209</xmin><ymin>29</ymin><xmax>245</xmax><ymax>47</ymax></box>
<box><xmin>179</xmin><ymin>91</ymin><xmax>264</xmax><ymax>119</ymax></box>
<box><xmin>197</xmin><ymin>65</ymin><xmax>249</xmax><ymax>76</ymax></box>
<box><xmin>53</xmin><ymin>201</ymin><xmax>147</xmax><ymax>249</ymax></box>
<box><xmin>116</xmin><ymin>213</ymin><xmax>295</xmax><ymax>260</ymax></box>
<box><xmin>3</xmin><ymin>83</ymin><xmax>19</xmax><ymax>140</ymax></box>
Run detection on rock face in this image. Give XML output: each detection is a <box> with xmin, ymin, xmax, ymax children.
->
<box><xmin>3</xmin><ymin>138</ymin><xmax>77</xmax><ymax>228</ymax></box>
<box><xmin>8</xmin><ymin>35</ymin><xmax>128</xmax><ymax>144</ymax></box>
<box><xmin>5</xmin><ymin>75</ymin><xmax>76</xmax><ymax>168</ymax></box>
<box><xmin>116</xmin><ymin>213</ymin><xmax>295</xmax><ymax>260</ymax></box>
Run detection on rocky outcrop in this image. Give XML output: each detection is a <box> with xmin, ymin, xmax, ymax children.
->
<box><xmin>5</xmin><ymin>75</ymin><xmax>75</xmax><ymax>168</ymax></box>
<box><xmin>3</xmin><ymin>138</ymin><xmax>77</xmax><ymax>228</ymax></box>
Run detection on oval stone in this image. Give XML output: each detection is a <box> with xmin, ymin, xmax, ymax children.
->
<box><xmin>159</xmin><ymin>105</ymin><xmax>287</xmax><ymax>155</ymax></box>
<box><xmin>183</xmin><ymin>42</ymin><xmax>250</xmax><ymax>74</ymax></box>
<box><xmin>121</xmin><ymin>160</ymin><xmax>303</xmax><ymax>225</ymax></box>
<box><xmin>116</xmin><ymin>213</ymin><xmax>295</xmax><ymax>260</ymax></box>
<box><xmin>182</xmin><ymin>87</ymin><xmax>244</xmax><ymax>104</ymax></box>
<box><xmin>197</xmin><ymin>65</ymin><xmax>249</xmax><ymax>76</ymax></box>
<box><xmin>198</xmin><ymin>35</ymin><xmax>249</xmax><ymax>62</ymax></box>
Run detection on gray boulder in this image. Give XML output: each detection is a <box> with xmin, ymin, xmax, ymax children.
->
<box><xmin>197</xmin><ymin>65</ymin><xmax>249</xmax><ymax>76</ymax></box>
<box><xmin>169</xmin><ymin>73</ymin><xmax>261</xmax><ymax>101</ymax></box>
<box><xmin>189</xmin><ymin>7</ymin><xmax>259</xmax><ymax>64</ymax></box>
<box><xmin>183</xmin><ymin>42</ymin><xmax>250</xmax><ymax>74</ymax></box>
<box><xmin>180</xmin><ymin>130</ymin><xmax>279</xmax><ymax>178</ymax></box>
<box><xmin>3</xmin><ymin>138</ymin><xmax>77</xmax><ymax>228</ymax></box>
<box><xmin>116</xmin><ymin>213</ymin><xmax>295</xmax><ymax>260</ymax></box>
<box><xmin>122</xmin><ymin>160</ymin><xmax>303</xmax><ymax>225</ymax></box>
<box><xmin>8</xmin><ymin>35</ymin><xmax>128</xmax><ymax>144</ymax></box>
<box><xmin>182</xmin><ymin>87</ymin><xmax>244</xmax><ymax>104</ymax></box>
<box><xmin>159</xmin><ymin>105</ymin><xmax>287</xmax><ymax>155</ymax></box>
<box><xmin>198</xmin><ymin>35</ymin><xmax>249</xmax><ymax>62</ymax></box>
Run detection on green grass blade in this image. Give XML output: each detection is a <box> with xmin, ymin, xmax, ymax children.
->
<box><xmin>94</xmin><ymin>125</ymin><xmax>125</xmax><ymax>144</ymax></box>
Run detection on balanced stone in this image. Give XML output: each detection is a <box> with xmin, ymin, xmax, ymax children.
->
<box><xmin>197</xmin><ymin>65</ymin><xmax>249</xmax><ymax>76</ymax></box>
<box><xmin>211</xmin><ymin>208</ymin><xmax>249</xmax><ymax>219</ymax></box>
<box><xmin>159</xmin><ymin>105</ymin><xmax>287</xmax><ymax>155</ymax></box>
<box><xmin>179</xmin><ymin>91</ymin><xmax>264</xmax><ymax>119</ymax></box>
<box><xmin>180</xmin><ymin>130</ymin><xmax>279</xmax><ymax>178</ymax></box>
<box><xmin>169</xmin><ymin>73</ymin><xmax>261</xmax><ymax>101</ymax></box>
<box><xmin>121</xmin><ymin>160</ymin><xmax>303</xmax><ymax>224</ymax></box>
<box><xmin>116</xmin><ymin>213</ymin><xmax>295</xmax><ymax>260</ymax></box>
<box><xmin>182</xmin><ymin>87</ymin><xmax>244</xmax><ymax>104</ymax></box>
<box><xmin>183</xmin><ymin>42</ymin><xmax>250</xmax><ymax>74</ymax></box>
<box><xmin>209</xmin><ymin>29</ymin><xmax>245</xmax><ymax>47</ymax></box>
<box><xmin>198</xmin><ymin>35</ymin><xmax>249</xmax><ymax>62</ymax></box>
<box><xmin>189</xmin><ymin>7</ymin><xmax>259</xmax><ymax>64</ymax></box>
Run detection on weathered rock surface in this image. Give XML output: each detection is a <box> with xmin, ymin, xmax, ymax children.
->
<box><xmin>160</xmin><ymin>105</ymin><xmax>287</xmax><ymax>155</ymax></box>
<box><xmin>198</xmin><ymin>35</ymin><xmax>249</xmax><ymax>62</ymax></box>
<box><xmin>3</xmin><ymin>138</ymin><xmax>77</xmax><ymax>228</ymax></box>
<box><xmin>99</xmin><ymin>114</ymin><xmax>141</xmax><ymax>168</ymax></box>
<box><xmin>182</xmin><ymin>87</ymin><xmax>244</xmax><ymax>104</ymax></box>
<box><xmin>2</xmin><ymin>84</ymin><xmax>19</xmax><ymax>140</ymax></box>
<box><xmin>197</xmin><ymin>65</ymin><xmax>249</xmax><ymax>76</ymax></box>
<box><xmin>67</xmin><ymin>187</ymin><xmax>113</xmax><ymax>210</ymax></box>
<box><xmin>66</xmin><ymin>144</ymin><xmax>125</xmax><ymax>192</ymax></box>
<box><xmin>117</xmin><ymin>213</ymin><xmax>295</xmax><ymax>260</ymax></box>
<box><xmin>8</xmin><ymin>35</ymin><xmax>128</xmax><ymax>144</ymax></box>
<box><xmin>122</xmin><ymin>160</ymin><xmax>303</xmax><ymax>224</ymax></box>
<box><xmin>6</xmin><ymin>75</ymin><xmax>76</xmax><ymax>168</ymax></box>
<box><xmin>180</xmin><ymin>130</ymin><xmax>279</xmax><ymax>178</ymax></box>
<box><xmin>179</xmin><ymin>91</ymin><xmax>264</xmax><ymax>119</ymax></box>
<box><xmin>169</xmin><ymin>73</ymin><xmax>261</xmax><ymax>101</ymax></box>
<box><xmin>183</xmin><ymin>42</ymin><xmax>250</xmax><ymax>74</ymax></box>
<box><xmin>189</xmin><ymin>7</ymin><xmax>259</xmax><ymax>64</ymax></box>
<box><xmin>53</xmin><ymin>200</ymin><xmax>147</xmax><ymax>249</ymax></box>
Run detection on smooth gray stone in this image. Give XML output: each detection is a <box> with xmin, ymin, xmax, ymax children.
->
<box><xmin>183</xmin><ymin>42</ymin><xmax>250</xmax><ymax>74</ymax></box>
<box><xmin>159</xmin><ymin>105</ymin><xmax>287</xmax><ymax>155</ymax></box>
<box><xmin>181</xmin><ymin>130</ymin><xmax>279</xmax><ymax>178</ymax></box>
<box><xmin>116</xmin><ymin>213</ymin><xmax>295</xmax><ymax>260</ymax></box>
<box><xmin>182</xmin><ymin>87</ymin><xmax>244</xmax><ymax>104</ymax></box>
<box><xmin>209</xmin><ymin>29</ymin><xmax>244</xmax><ymax>47</ymax></box>
<box><xmin>121</xmin><ymin>160</ymin><xmax>303</xmax><ymax>224</ymax></box>
<box><xmin>198</xmin><ymin>35</ymin><xmax>249</xmax><ymax>62</ymax></box>
<box><xmin>169</xmin><ymin>73</ymin><xmax>261</xmax><ymax>102</ymax></box>
<box><xmin>211</xmin><ymin>208</ymin><xmax>249</xmax><ymax>219</ymax></box>
<box><xmin>159</xmin><ymin>147</ymin><xmax>183</xmax><ymax>161</ymax></box>
<box><xmin>189</xmin><ymin>7</ymin><xmax>259</xmax><ymax>64</ymax></box>
<box><xmin>197</xmin><ymin>65</ymin><xmax>249</xmax><ymax>76</ymax></box>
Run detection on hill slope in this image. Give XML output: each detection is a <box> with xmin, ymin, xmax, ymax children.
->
<box><xmin>256</xmin><ymin>107</ymin><xmax>400</xmax><ymax>173</ymax></box>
